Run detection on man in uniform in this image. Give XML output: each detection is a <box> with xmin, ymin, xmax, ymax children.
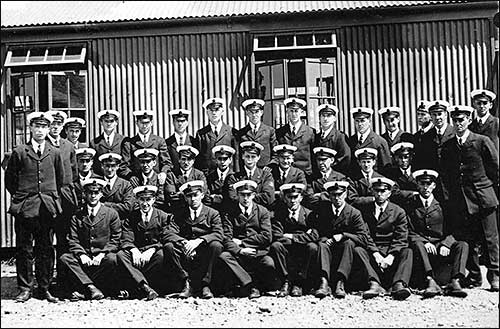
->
<box><xmin>304</xmin><ymin>147</ymin><xmax>357</xmax><ymax>209</ymax></box>
<box><xmin>63</xmin><ymin>117</ymin><xmax>87</xmax><ymax>149</ymax></box>
<box><xmin>238</xmin><ymin>98</ymin><xmax>277</xmax><ymax>169</ymax></box>
<box><xmin>121</xmin><ymin>110</ymin><xmax>172</xmax><ymax>180</ymax></box>
<box><xmin>117</xmin><ymin>185</ymin><xmax>177</xmax><ymax>300</ymax></box>
<box><xmin>194</xmin><ymin>97</ymin><xmax>239</xmax><ymax>175</ymax></box>
<box><xmin>129</xmin><ymin>148</ymin><xmax>165</xmax><ymax>209</ymax></box>
<box><xmin>46</xmin><ymin>110</ymin><xmax>77</xmax><ymax>184</ymax></box>
<box><xmin>311</xmin><ymin>181</ymin><xmax>370</xmax><ymax>299</ymax></box>
<box><xmin>98</xmin><ymin>152</ymin><xmax>135</xmax><ymax>221</ymax></box>
<box><xmin>231</xmin><ymin>141</ymin><xmax>275</xmax><ymax>209</ymax></box>
<box><xmin>354</xmin><ymin>177</ymin><xmax>413</xmax><ymax>300</ymax></box>
<box><xmin>407</xmin><ymin>169</ymin><xmax>468</xmax><ymax>298</ymax></box>
<box><xmin>347</xmin><ymin>107</ymin><xmax>391</xmax><ymax>175</ymax></box>
<box><xmin>440</xmin><ymin>105</ymin><xmax>499</xmax><ymax>292</ymax></box>
<box><xmin>219</xmin><ymin>180</ymin><xmax>275</xmax><ymax>299</ymax></box>
<box><xmin>164</xmin><ymin>145</ymin><xmax>207</xmax><ymax>215</ymax></box>
<box><xmin>90</xmin><ymin>109</ymin><xmax>125</xmax><ymax>177</ymax></box>
<box><xmin>378</xmin><ymin>106</ymin><xmax>413</xmax><ymax>149</ymax></box>
<box><xmin>384</xmin><ymin>142</ymin><xmax>419</xmax><ymax>206</ymax></box>
<box><xmin>59</xmin><ymin>178</ymin><xmax>121</xmax><ymax>300</ymax></box>
<box><xmin>5</xmin><ymin>112</ymin><xmax>64</xmax><ymax>303</ymax></box>
<box><xmin>276</xmin><ymin>97</ymin><xmax>316</xmax><ymax>176</ymax></box>
<box><xmin>269</xmin><ymin>183</ymin><xmax>318</xmax><ymax>297</ymax></box>
<box><xmin>314</xmin><ymin>104</ymin><xmax>351</xmax><ymax>174</ymax></box>
<box><xmin>269</xmin><ymin>144</ymin><xmax>307</xmax><ymax>203</ymax></box>
<box><xmin>73</xmin><ymin>148</ymin><xmax>98</xmax><ymax>209</ymax></box>
<box><xmin>165</xmin><ymin>109</ymin><xmax>197</xmax><ymax>173</ymax></box>
<box><xmin>163</xmin><ymin>181</ymin><xmax>224</xmax><ymax>299</ymax></box>
<box><xmin>469</xmin><ymin>89</ymin><xmax>498</xmax><ymax>151</ymax></box>
<box><xmin>413</xmin><ymin>100</ymin><xmax>433</xmax><ymax>150</ymax></box>
<box><xmin>204</xmin><ymin>145</ymin><xmax>238</xmax><ymax>214</ymax></box>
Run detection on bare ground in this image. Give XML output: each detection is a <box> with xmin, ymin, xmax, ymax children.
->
<box><xmin>1</xmin><ymin>262</ymin><xmax>498</xmax><ymax>328</ymax></box>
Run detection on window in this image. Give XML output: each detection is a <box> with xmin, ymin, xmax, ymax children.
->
<box><xmin>4</xmin><ymin>44</ymin><xmax>86</xmax><ymax>67</ymax></box>
<box><xmin>254</xmin><ymin>32</ymin><xmax>336</xmax><ymax>51</ymax></box>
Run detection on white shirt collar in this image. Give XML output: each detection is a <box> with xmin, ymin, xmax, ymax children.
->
<box><xmin>289</xmin><ymin>120</ymin><xmax>302</xmax><ymax>132</ymax></box>
<box><xmin>31</xmin><ymin>139</ymin><xmax>45</xmax><ymax>153</ymax></box>
<box><xmin>358</xmin><ymin>129</ymin><xmax>371</xmax><ymax>142</ymax></box>
<box><xmin>181</xmin><ymin>168</ymin><xmax>192</xmax><ymax>178</ymax></box>
<box><xmin>190</xmin><ymin>205</ymin><xmax>203</xmax><ymax>219</ymax></box>
<box><xmin>239</xmin><ymin>202</ymin><xmax>253</xmax><ymax>214</ymax></box>
<box><xmin>320</xmin><ymin>125</ymin><xmax>334</xmax><ymax>137</ymax></box>
<box><xmin>400</xmin><ymin>166</ymin><xmax>412</xmax><ymax>176</ymax></box>
<box><xmin>375</xmin><ymin>201</ymin><xmax>389</xmax><ymax>213</ymax></box>
<box><xmin>104</xmin><ymin>175</ymin><xmax>118</xmax><ymax>189</ymax></box>
<box><xmin>139</xmin><ymin>132</ymin><xmax>151</xmax><ymax>143</ymax></box>
<box><xmin>478</xmin><ymin>112</ymin><xmax>490</xmax><ymax>124</ymax></box>
<box><xmin>249</xmin><ymin>122</ymin><xmax>261</xmax><ymax>132</ymax></box>
<box><xmin>141</xmin><ymin>209</ymin><xmax>153</xmax><ymax>223</ymax></box>
<box><xmin>47</xmin><ymin>135</ymin><xmax>60</xmax><ymax>146</ymax></box>
<box><xmin>87</xmin><ymin>203</ymin><xmax>102</xmax><ymax>217</ymax></box>
<box><xmin>210</xmin><ymin>121</ymin><xmax>223</xmax><ymax>134</ymax></box>
<box><xmin>104</xmin><ymin>131</ymin><xmax>115</xmax><ymax>144</ymax></box>
<box><xmin>419</xmin><ymin>194</ymin><xmax>434</xmax><ymax>207</ymax></box>
<box><xmin>388</xmin><ymin>128</ymin><xmax>400</xmax><ymax>140</ymax></box>
<box><xmin>362</xmin><ymin>170</ymin><xmax>373</xmax><ymax>180</ymax></box>
<box><xmin>421</xmin><ymin>122</ymin><xmax>434</xmax><ymax>133</ymax></box>
<box><xmin>142</xmin><ymin>172</ymin><xmax>155</xmax><ymax>183</ymax></box>
<box><xmin>322</xmin><ymin>168</ymin><xmax>332</xmax><ymax>179</ymax></box>
<box><xmin>279</xmin><ymin>167</ymin><xmax>290</xmax><ymax>178</ymax></box>
<box><xmin>288</xmin><ymin>206</ymin><xmax>301</xmax><ymax>220</ymax></box>
<box><xmin>332</xmin><ymin>202</ymin><xmax>346</xmax><ymax>215</ymax></box>
<box><xmin>456</xmin><ymin>130</ymin><xmax>471</xmax><ymax>144</ymax></box>
<box><xmin>79</xmin><ymin>171</ymin><xmax>92</xmax><ymax>183</ymax></box>
<box><xmin>436</xmin><ymin>123</ymin><xmax>448</xmax><ymax>135</ymax></box>
<box><xmin>217</xmin><ymin>167</ymin><xmax>230</xmax><ymax>180</ymax></box>
<box><xmin>245</xmin><ymin>166</ymin><xmax>256</xmax><ymax>178</ymax></box>
<box><xmin>174</xmin><ymin>131</ymin><xmax>187</xmax><ymax>144</ymax></box>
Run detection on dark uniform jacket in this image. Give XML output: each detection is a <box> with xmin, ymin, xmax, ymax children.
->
<box><xmin>47</xmin><ymin>137</ymin><xmax>77</xmax><ymax>185</ymax></box>
<box><xmin>90</xmin><ymin>132</ymin><xmax>126</xmax><ymax>176</ymax></box>
<box><xmin>304</xmin><ymin>170</ymin><xmax>357</xmax><ymax>208</ymax></box>
<box><xmin>68</xmin><ymin>204</ymin><xmax>122</xmax><ymax>257</ymax></box>
<box><xmin>130</xmin><ymin>172</ymin><xmax>165</xmax><ymax>209</ymax></box>
<box><xmin>405</xmin><ymin>195</ymin><xmax>456</xmax><ymax>248</ymax></box>
<box><xmin>313</xmin><ymin>201</ymin><xmax>369</xmax><ymax>247</ymax></box>
<box><xmin>270</xmin><ymin>165</ymin><xmax>307</xmax><ymax>200</ymax></box>
<box><xmin>194</xmin><ymin>122</ymin><xmax>240</xmax><ymax>174</ymax></box>
<box><xmin>383</xmin><ymin>166</ymin><xmax>418</xmax><ymax>206</ymax></box>
<box><xmin>271</xmin><ymin>202</ymin><xmax>318</xmax><ymax>244</ymax></box>
<box><xmin>204</xmin><ymin>169</ymin><xmax>238</xmax><ymax>213</ymax></box>
<box><xmin>440</xmin><ymin>132</ymin><xmax>499</xmax><ymax>214</ymax></box>
<box><xmin>314</xmin><ymin>128</ymin><xmax>351</xmax><ymax>174</ymax></box>
<box><xmin>101</xmin><ymin>177</ymin><xmax>135</xmax><ymax>220</ymax></box>
<box><xmin>351</xmin><ymin>171</ymin><xmax>388</xmax><ymax>209</ymax></box>
<box><xmin>163</xmin><ymin>168</ymin><xmax>207</xmax><ymax>211</ymax></box>
<box><xmin>276</xmin><ymin>123</ymin><xmax>316</xmax><ymax>176</ymax></box>
<box><xmin>381</xmin><ymin>130</ymin><xmax>414</xmax><ymax>149</ymax></box>
<box><xmin>469</xmin><ymin>114</ymin><xmax>499</xmax><ymax>151</ymax></box>
<box><xmin>413</xmin><ymin>124</ymin><xmax>454</xmax><ymax>171</ymax></box>
<box><xmin>5</xmin><ymin>141</ymin><xmax>65</xmax><ymax>218</ymax></box>
<box><xmin>347</xmin><ymin>130</ymin><xmax>392</xmax><ymax>174</ymax></box>
<box><xmin>231</xmin><ymin>167</ymin><xmax>275</xmax><ymax>208</ymax></box>
<box><xmin>165</xmin><ymin>133</ymin><xmax>197</xmax><ymax>173</ymax></box>
<box><xmin>73</xmin><ymin>172</ymin><xmax>101</xmax><ymax>209</ymax></box>
<box><xmin>222</xmin><ymin>203</ymin><xmax>272</xmax><ymax>256</ymax></box>
<box><xmin>165</xmin><ymin>205</ymin><xmax>223</xmax><ymax>245</ymax></box>
<box><xmin>121</xmin><ymin>134</ymin><xmax>172</xmax><ymax>179</ymax></box>
<box><xmin>238</xmin><ymin>123</ymin><xmax>277</xmax><ymax>168</ymax></box>
<box><xmin>361</xmin><ymin>202</ymin><xmax>409</xmax><ymax>256</ymax></box>
<box><xmin>120</xmin><ymin>207</ymin><xmax>177</xmax><ymax>252</ymax></box>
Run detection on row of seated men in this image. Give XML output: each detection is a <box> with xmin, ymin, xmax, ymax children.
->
<box><xmin>6</xmin><ymin>88</ymin><xmax>498</xmax><ymax>303</ymax></box>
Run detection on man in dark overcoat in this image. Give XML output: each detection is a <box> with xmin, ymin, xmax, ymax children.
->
<box><xmin>165</xmin><ymin>109</ymin><xmax>197</xmax><ymax>173</ymax></box>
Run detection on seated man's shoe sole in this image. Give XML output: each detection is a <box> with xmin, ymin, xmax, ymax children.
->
<box><xmin>392</xmin><ymin>288</ymin><xmax>411</xmax><ymax>300</ymax></box>
<box><xmin>201</xmin><ymin>287</ymin><xmax>214</xmax><ymax>299</ymax></box>
<box><xmin>445</xmin><ymin>289</ymin><xmax>468</xmax><ymax>298</ymax></box>
<box><xmin>15</xmin><ymin>290</ymin><xmax>31</xmax><ymax>303</ymax></box>
<box><xmin>290</xmin><ymin>286</ymin><xmax>302</xmax><ymax>297</ymax></box>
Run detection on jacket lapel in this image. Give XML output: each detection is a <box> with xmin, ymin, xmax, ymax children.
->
<box><xmin>216</xmin><ymin>124</ymin><xmax>230</xmax><ymax>143</ymax></box>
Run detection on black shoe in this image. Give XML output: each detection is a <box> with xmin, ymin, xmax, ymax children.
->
<box><xmin>391</xmin><ymin>281</ymin><xmax>411</xmax><ymax>300</ymax></box>
<box><xmin>464</xmin><ymin>273</ymin><xmax>483</xmax><ymax>288</ymax></box>
<box><xmin>141</xmin><ymin>283</ymin><xmax>158</xmax><ymax>301</ymax></box>
<box><xmin>334</xmin><ymin>280</ymin><xmax>346</xmax><ymax>299</ymax></box>
<box><xmin>116</xmin><ymin>290</ymin><xmax>130</xmax><ymax>300</ymax></box>
<box><xmin>487</xmin><ymin>271</ymin><xmax>499</xmax><ymax>292</ymax></box>
<box><xmin>69</xmin><ymin>291</ymin><xmax>86</xmax><ymax>302</ymax></box>
<box><xmin>15</xmin><ymin>290</ymin><xmax>31</xmax><ymax>303</ymax></box>
<box><xmin>201</xmin><ymin>286</ymin><xmax>214</xmax><ymax>299</ymax></box>
<box><xmin>277</xmin><ymin>280</ymin><xmax>290</xmax><ymax>298</ymax></box>
<box><xmin>248</xmin><ymin>287</ymin><xmax>261</xmax><ymax>299</ymax></box>
<box><xmin>422</xmin><ymin>277</ymin><xmax>442</xmax><ymax>299</ymax></box>
<box><xmin>362</xmin><ymin>280</ymin><xmax>386</xmax><ymax>299</ymax></box>
<box><xmin>290</xmin><ymin>285</ymin><xmax>302</xmax><ymax>297</ymax></box>
<box><xmin>38</xmin><ymin>289</ymin><xmax>58</xmax><ymax>303</ymax></box>
<box><xmin>178</xmin><ymin>279</ymin><xmax>192</xmax><ymax>299</ymax></box>
<box><xmin>444</xmin><ymin>278</ymin><xmax>467</xmax><ymax>298</ymax></box>
<box><xmin>87</xmin><ymin>284</ymin><xmax>105</xmax><ymax>300</ymax></box>
<box><xmin>314</xmin><ymin>277</ymin><xmax>331</xmax><ymax>299</ymax></box>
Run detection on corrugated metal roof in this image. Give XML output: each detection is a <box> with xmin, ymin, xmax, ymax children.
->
<box><xmin>1</xmin><ymin>1</ymin><xmax>459</xmax><ymax>28</ymax></box>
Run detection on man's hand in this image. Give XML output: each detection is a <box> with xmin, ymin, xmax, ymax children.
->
<box><xmin>140</xmin><ymin>248</ymin><xmax>156</xmax><ymax>265</ymax></box>
<box><xmin>92</xmin><ymin>253</ymin><xmax>106</xmax><ymax>266</ymax></box>
<box><xmin>325</xmin><ymin>238</ymin><xmax>334</xmax><ymax>247</ymax></box>
<box><xmin>158</xmin><ymin>172</ymin><xmax>167</xmax><ymax>185</ymax></box>
<box><xmin>239</xmin><ymin>248</ymin><xmax>257</xmax><ymax>257</ymax></box>
<box><xmin>439</xmin><ymin>245</ymin><xmax>450</xmax><ymax>257</ymax></box>
<box><xmin>80</xmin><ymin>254</ymin><xmax>93</xmax><ymax>267</ymax></box>
<box><xmin>211</xmin><ymin>194</ymin><xmax>223</xmax><ymax>203</ymax></box>
<box><xmin>185</xmin><ymin>238</ymin><xmax>203</xmax><ymax>257</ymax></box>
<box><xmin>333</xmin><ymin>234</ymin><xmax>343</xmax><ymax>242</ymax></box>
<box><xmin>232</xmin><ymin>238</ymin><xmax>243</xmax><ymax>246</ymax></box>
<box><xmin>262</xmin><ymin>166</ymin><xmax>272</xmax><ymax>174</ymax></box>
<box><xmin>283</xmin><ymin>233</ymin><xmax>294</xmax><ymax>240</ymax></box>
<box><xmin>424</xmin><ymin>242</ymin><xmax>437</xmax><ymax>255</ymax></box>
<box><xmin>373</xmin><ymin>252</ymin><xmax>384</xmax><ymax>268</ymax></box>
<box><xmin>130</xmin><ymin>248</ymin><xmax>142</xmax><ymax>268</ymax></box>
<box><xmin>381</xmin><ymin>254</ymin><xmax>394</xmax><ymax>270</ymax></box>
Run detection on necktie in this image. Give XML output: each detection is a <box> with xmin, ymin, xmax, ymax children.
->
<box><xmin>179</xmin><ymin>136</ymin><xmax>184</xmax><ymax>146</ymax></box>
<box><xmin>375</xmin><ymin>206</ymin><xmax>382</xmax><ymax>220</ymax></box>
<box><xmin>321</xmin><ymin>131</ymin><xmax>326</xmax><ymax>139</ymax></box>
<box><xmin>213</xmin><ymin>128</ymin><xmax>218</xmax><ymax>137</ymax></box>
<box><xmin>424</xmin><ymin>200</ymin><xmax>429</xmax><ymax>208</ymax></box>
<box><xmin>281</xmin><ymin>172</ymin><xmax>286</xmax><ymax>182</ymax></box>
<box><xmin>106</xmin><ymin>135</ymin><xmax>111</xmax><ymax>146</ymax></box>
<box><xmin>36</xmin><ymin>145</ymin><xmax>42</xmax><ymax>157</ymax></box>
<box><xmin>322</xmin><ymin>173</ymin><xmax>328</xmax><ymax>180</ymax></box>
<box><xmin>292</xmin><ymin>126</ymin><xmax>296</xmax><ymax>136</ymax></box>
<box><xmin>183</xmin><ymin>173</ymin><xmax>188</xmax><ymax>181</ymax></box>
<box><xmin>457</xmin><ymin>137</ymin><xmax>463</xmax><ymax>146</ymax></box>
<box><xmin>219</xmin><ymin>173</ymin><xmax>224</xmax><ymax>183</ymax></box>
<box><xmin>54</xmin><ymin>139</ymin><xmax>59</xmax><ymax>147</ymax></box>
<box><xmin>289</xmin><ymin>210</ymin><xmax>296</xmax><ymax>221</ymax></box>
<box><xmin>89</xmin><ymin>209</ymin><xmax>95</xmax><ymax>220</ymax></box>
<box><xmin>477</xmin><ymin>119</ymin><xmax>483</xmax><ymax>126</ymax></box>
<box><xmin>333</xmin><ymin>207</ymin><xmax>339</xmax><ymax>217</ymax></box>
<box><xmin>142</xmin><ymin>213</ymin><xmax>149</xmax><ymax>224</ymax></box>
<box><xmin>253</xmin><ymin>127</ymin><xmax>257</xmax><ymax>135</ymax></box>
<box><xmin>358</xmin><ymin>135</ymin><xmax>363</xmax><ymax>145</ymax></box>
<box><xmin>245</xmin><ymin>208</ymin><xmax>250</xmax><ymax>217</ymax></box>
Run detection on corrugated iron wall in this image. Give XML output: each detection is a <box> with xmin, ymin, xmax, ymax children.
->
<box><xmin>87</xmin><ymin>32</ymin><xmax>251</xmax><ymax>140</ymax></box>
<box><xmin>336</xmin><ymin>18</ymin><xmax>497</xmax><ymax>135</ymax></box>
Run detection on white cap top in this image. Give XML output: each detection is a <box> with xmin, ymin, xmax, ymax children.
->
<box><xmin>212</xmin><ymin>145</ymin><xmax>236</xmax><ymax>156</ymax></box>
<box><xmin>233</xmin><ymin>179</ymin><xmax>258</xmax><ymax>191</ymax></box>
<box><xmin>179</xmin><ymin>180</ymin><xmax>205</xmax><ymax>194</ymax></box>
<box><xmin>390</xmin><ymin>142</ymin><xmax>414</xmax><ymax>154</ymax></box>
<box><xmin>169</xmin><ymin>109</ymin><xmax>191</xmax><ymax>117</ymax></box>
<box><xmin>448</xmin><ymin>105</ymin><xmax>474</xmax><ymax>116</ymax></box>
<box><xmin>378</xmin><ymin>106</ymin><xmax>401</xmax><ymax>117</ymax></box>
<box><xmin>273</xmin><ymin>144</ymin><xmax>297</xmax><ymax>153</ymax></box>
<box><xmin>27</xmin><ymin>111</ymin><xmax>54</xmax><ymax>124</ymax></box>
<box><xmin>75</xmin><ymin>147</ymin><xmax>96</xmax><ymax>158</ymax></box>
<box><xmin>97</xmin><ymin>109</ymin><xmax>120</xmax><ymax>120</ymax></box>
<box><xmin>354</xmin><ymin>147</ymin><xmax>378</xmax><ymax>159</ymax></box>
<box><xmin>203</xmin><ymin>97</ymin><xmax>225</xmax><ymax>110</ymax></box>
<box><xmin>240</xmin><ymin>141</ymin><xmax>265</xmax><ymax>151</ymax></box>
<box><xmin>47</xmin><ymin>110</ymin><xmax>68</xmax><ymax>122</ymax></box>
<box><xmin>134</xmin><ymin>148</ymin><xmax>159</xmax><ymax>158</ymax></box>
<box><xmin>242</xmin><ymin>99</ymin><xmax>265</xmax><ymax>110</ymax></box>
<box><xmin>350</xmin><ymin>107</ymin><xmax>374</xmax><ymax>117</ymax></box>
<box><xmin>416</xmin><ymin>100</ymin><xmax>430</xmax><ymax>112</ymax></box>
<box><xmin>412</xmin><ymin>169</ymin><xmax>439</xmax><ymax>180</ymax></box>
<box><xmin>313</xmin><ymin>147</ymin><xmax>337</xmax><ymax>157</ymax></box>
<box><xmin>317</xmin><ymin>104</ymin><xmax>338</xmax><ymax>115</ymax></box>
<box><xmin>428</xmin><ymin>100</ymin><xmax>450</xmax><ymax>112</ymax></box>
<box><xmin>471</xmin><ymin>89</ymin><xmax>496</xmax><ymax>101</ymax></box>
<box><xmin>64</xmin><ymin>117</ymin><xmax>86</xmax><ymax>127</ymax></box>
<box><xmin>369</xmin><ymin>177</ymin><xmax>395</xmax><ymax>188</ymax></box>
<box><xmin>133</xmin><ymin>185</ymin><xmax>158</xmax><ymax>196</ymax></box>
<box><xmin>284</xmin><ymin>97</ymin><xmax>306</xmax><ymax>109</ymax></box>
<box><xmin>176</xmin><ymin>145</ymin><xmax>200</xmax><ymax>157</ymax></box>
<box><xmin>279</xmin><ymin>183</ymin><xmax>306</xmax><ymax>193</ymax></box>
<box><xmin>132</xmin><ymin>110</ymin><xmax>154</xmax><ymax>118</ymax></box>
<box><xmin>324</xmin><ymin>181</ymin><xmax>350</xmax><ymax>191</ymax></box>
<box><xmin>82</xmin><ymin>178</ymin><xmax>107</xmax><ymax>189</ymax></box>
<box><xmin>98</xmin><ymin>152</ymin><xmax>122</xmax><ymax>162</ymax></box>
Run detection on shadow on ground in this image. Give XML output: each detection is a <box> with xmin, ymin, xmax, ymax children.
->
<box><xmin>1</xmin><ymin>276</ymin><xmax>17</xmax><ymax>299</ymax></box>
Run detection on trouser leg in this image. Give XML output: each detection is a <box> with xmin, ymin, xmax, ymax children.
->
<box><xmin>191</xmin><ymin>241</ymin><xmax>223</xmax><ymax>288</ymax></box>
<box><xmin>412</xmin><ymin>241</ymin><xmax>433</xmax><ymax>275</ymax></box>
<box><xmin>269</xmin><ymin>241</ymin><xmax>288</xmax><ymax>281</ymax></box>
<box><xmin>33</xmin><ymin>208</ymin><xmax>55</xmax><ymax>291</ymax></box>
<box><xmin>218</xmin><ymin>251</ymin><xmax>252</xmax><ymax>287</ymax></box>
<box><xmin>15</xmin><ymin>217</ymin><xmax>35</xmax><ymax>291</ymax></box>
<box><xmin>317</xmin><ymin>241</ymin><xmax>332</xmax><ymax>280</ymax></box>
<box><xmin>334</xmin><ymin>240</ymin><xmax>355</xmax><ymax>281</ymax></box>
<box><xmin>449</xmin><ymin>241</ymin><xmax>469</xmax><ymax>279</ymax></box>
<box><xmin>480</xmin><ymin>208</ymin><xmax>499</xmax><ymax>274</ymax></box>
<box><xmin>163</xmin><ymin>242</ymin><xmax>188</xmax><ymax>281</ymax></box>
<box><xmin>391</xmin><ymin>248</ymin><xmax>413</xmax><ymax>286</ymax></box>
<box><xmin>354</xmin><ymin>246</ymin><xmax>381</xmax><ymax>284</ymax></box>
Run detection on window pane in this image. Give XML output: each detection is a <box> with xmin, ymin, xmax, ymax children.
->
<box><xmin>46</xmin><ymin>47</ymin><xmax>64</xmax><ymax>62</ymax></box>
<box><xmin>52</xmin><ymin>75</ymin><xmax>68</xmax><ymax>108</ymax></box>
<box><xmin>69</xmin><ymin>75</ymin><xmax>86</xmax><ymax>108</ymax></box>
<box><xmin>65</xmin><ymin>46</ymin><xmax>84</xmax><ymax>61</ymax></box>
<box><xmin>277</xmin><ymin>35</ymin><xmax>294</xmax><ymax>47</ymax></box>
<box><xmin>10</xmin><ymin>49</ymin><xmax>28</xmax><ymax>64</ymax></box>
<box><xmin>256</xmin><ymin>66</ymin><xmax>271</xmax><ymax>100</ymax></box>
<box><xmin>258</xmin><ymin>36</ymin><xmax>274</xmax><ymax>48</ymax></box>
<box><xmin>28</xmin><ymin>48</ymin><xmax>45</xmax><ymax>62</ymax></box>
<box><xmin>287</xmin><ymin>61</ymin><xmax>305</xmax><ymax>90</ymax></box>
<box><xmin>296</xmin><ymin>34</ymin><xmax>313</xmax><ymax>46</ymax></box>
<box><xmin>315</xmin><ymin>33</ymin><xmax>332</xmax><ymax>45</ymax></box>
<box><xmin>271</xmin><ymin>63</ymin><xmax>285</xmax><ymax>97</ymax></box>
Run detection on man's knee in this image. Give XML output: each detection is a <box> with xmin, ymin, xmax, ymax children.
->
<box><xmin>208</xmin><ymin>241</ymin><xmax>223</xmax><ymax>253</ymax></box>
<box><xmin>270</xmin><ymin>241</ymin><xmax>286</xmax><ymax>253</ymax></box>
<box><xmin>306</xmin><ymin>242</ymin><xmax>318</xmax><ymax>254</ymax></box>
